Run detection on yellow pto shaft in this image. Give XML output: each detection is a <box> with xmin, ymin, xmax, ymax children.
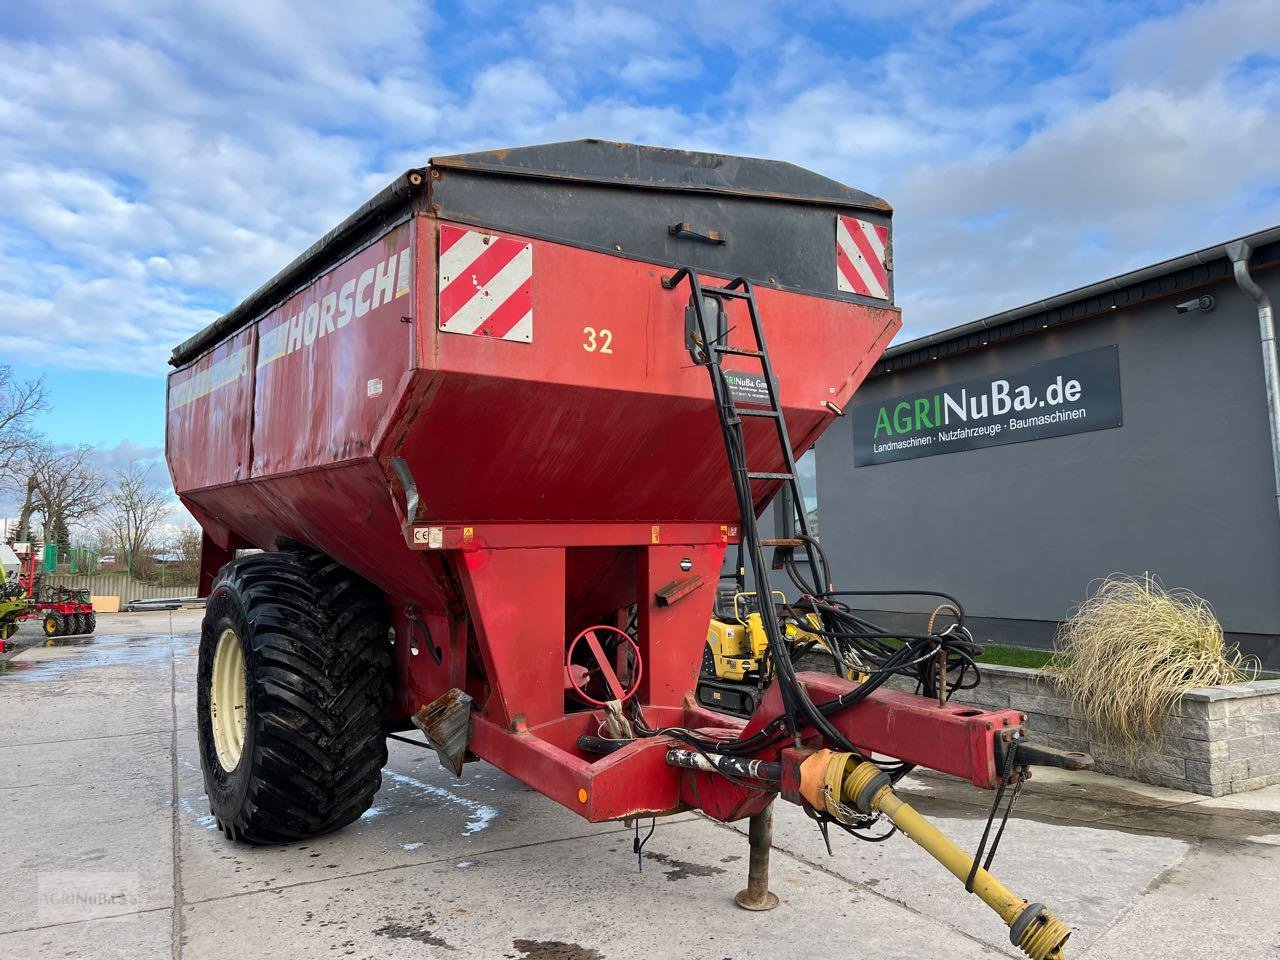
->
<box><xmin>841</xmin><ymin>760</ymin><xmax>1072</xmax><ymax>960</ymax></box>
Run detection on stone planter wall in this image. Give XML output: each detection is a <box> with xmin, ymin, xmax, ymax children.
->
<box><xmin>905</xmin><ymin>664</ymin><xmax>1280</xmax><ymax>797</ymax></box>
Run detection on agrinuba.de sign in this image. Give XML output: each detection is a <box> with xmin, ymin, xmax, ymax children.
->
<box><xmin>853</xmin><ymin>345</ymin><xmax>1122</xmax><ymax>466</ymax></box>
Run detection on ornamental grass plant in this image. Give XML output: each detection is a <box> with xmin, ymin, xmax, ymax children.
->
<box><xmin>1051</xmin><ymin>575</ymin><xmax>1258</xmax><ymax>757</ymax></box>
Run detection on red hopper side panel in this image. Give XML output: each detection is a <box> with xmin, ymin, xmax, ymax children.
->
<box><xmin>166</xmin><ymin>325</ymin><xmax>255</xmax><ymax>493</ymax></box>
<box><xmin>395</xmin><ymin>219</ymin><xmax>900</xmax><ymax>525</ymax></box>
<box><xmin>251</xmin><ymin>220</ymin><xmax>415</xmax><ymax>476</ymax></box>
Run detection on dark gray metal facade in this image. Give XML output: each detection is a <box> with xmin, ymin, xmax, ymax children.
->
<box><xmin>814</xmin><ymin>264</ymin><xmax>1280</xmax><ymax>664</ymax></box>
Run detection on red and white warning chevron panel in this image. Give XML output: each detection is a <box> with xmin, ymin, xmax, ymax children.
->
<box><xmin>438</xmin><ymin>224</ymin><xmax>533</xmax><ymax>342</ymax></box>
<box><xmin>835</xmin><ymin>214</ymin><xmax>890</xmax><ymax>300</ymax></box>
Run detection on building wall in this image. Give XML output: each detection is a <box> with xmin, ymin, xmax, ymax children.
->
<box><xmin>815</xmin><ymin>268</ymin><xmax>1280</xmax><ymax>642</ymax></box>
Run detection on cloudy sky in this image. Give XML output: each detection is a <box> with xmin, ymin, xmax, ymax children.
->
<box><xmin>2</xmin><ymin>0</ymin><xmax>1278</xmax><ymax>467</ymax></box>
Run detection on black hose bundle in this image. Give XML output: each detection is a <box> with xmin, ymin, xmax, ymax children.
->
<box><xmin>632</xmin><ymin>303</ymin><xmax>984</xmax><ymax>842</ymax></box>
<box><xmin>780</xmin><ymin>536</ymin><xmax>982</xmax><ymax>705</ymax></box>
<box><xmin>631</xmin><ymin>534</ymin><xmax>983</xmax><ymax>761</ymax></box>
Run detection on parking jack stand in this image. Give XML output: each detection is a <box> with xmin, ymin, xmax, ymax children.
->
<box><xmin>735</xmin><ymin>802</ymin><xmax>780</xmax><ymax>911</ymax></box>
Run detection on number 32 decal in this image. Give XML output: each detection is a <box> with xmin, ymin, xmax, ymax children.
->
<box><xmin>582</xmin><ymin>327</ymin><xmax>613</xmax><ymax>354</ymax></box>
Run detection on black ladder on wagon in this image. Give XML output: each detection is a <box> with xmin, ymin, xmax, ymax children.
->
<box><xmin>662</xmin><ymin>268</ymin><xmax>824</xmax><ymax>723</ymax></box>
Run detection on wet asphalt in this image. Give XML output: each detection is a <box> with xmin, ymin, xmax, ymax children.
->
<box><xmin>1</xmin><ymin>611</ymin><xmax>1278</xmax><ymax>959</ymax></box>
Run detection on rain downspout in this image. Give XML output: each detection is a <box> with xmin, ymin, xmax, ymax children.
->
<box><xmin>1227</xmin><ymin>239</ymin><xmax>1280</xmax><ymax>522</ymax></box>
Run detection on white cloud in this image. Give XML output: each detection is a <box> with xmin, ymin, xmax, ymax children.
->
<box><xmin>616</xmin><ymin>55</ymin><xmax>689</xmax><ymax>87</ymax></box>
<box><xmin>1106</xmin><ymin>0</ymin><xmax>1280</xmax><ymax>92</ymax></box>
<box><xmin>87</xmin><ymin>440</ymin><xmax>165</xmax><ymax>477</ymax></box>
<box><xmin>882</xmin><ymin>1</ymin><xmax>1280</xmax><ymax>335</ymax></box>
<box><xmin>526</xmin><ymin>1</ymin><xmax>663</xmax><ymax>61</ymax></box>
<box><xmin>0</xmin><ymin>0</ymin><xmax>1277</xmax><ymax>374</ymax></box>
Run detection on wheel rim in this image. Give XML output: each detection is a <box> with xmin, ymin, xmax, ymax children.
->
<box><xmin>44</xmin><ymin>617</ymin><xmax>57</xmax><ymax>636</ymax></box>
<box><xmin>210</xmin><ymin>628</ymin><xmax>247</xmax><ymax>772</ymax></box>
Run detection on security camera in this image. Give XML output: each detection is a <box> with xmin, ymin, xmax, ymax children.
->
<box><xmin>1175</xmin><ymin>295</ymin><xmax>1215</xmax><ymax>314</ymax></box>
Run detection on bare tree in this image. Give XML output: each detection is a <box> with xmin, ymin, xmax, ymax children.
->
<box><xmin>100</xmin><ymin>462</ymin><xmax>171</xmax><ymax>578</ymax></box>
<box><xmin>30</xmin><ymin>444</ymin><xmax>108</xmax><ymax>551</ymax></box>
<box><xmin>165</xmin><ymin>524</ymin><xmax>202</xmax><ymax>583</ymax></box>
<box><xmin>0</xmin><ymin>365</ymin><xmax>46</xmax><ymax>480</ymax></box>
<box><xmin>9</xmin><ymin>473</ymin><xmax>38</xmax><ymax>545</ymax></box>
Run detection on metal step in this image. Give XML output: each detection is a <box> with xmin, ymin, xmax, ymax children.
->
<box><xmin>699</xmin><ymin>286</ymin><xmax>751</xmax><ymax>300</ymax></box>
<box><xmin>747</xmin><ymin>471</ymin><xmax>793</xmax><ymax>480</ymax></box>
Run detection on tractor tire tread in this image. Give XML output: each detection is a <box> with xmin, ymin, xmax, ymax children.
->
<box><xmin>201</xmin><ymin>549</ymin><xmax>390</xmax><ymax>844</ymax></box>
